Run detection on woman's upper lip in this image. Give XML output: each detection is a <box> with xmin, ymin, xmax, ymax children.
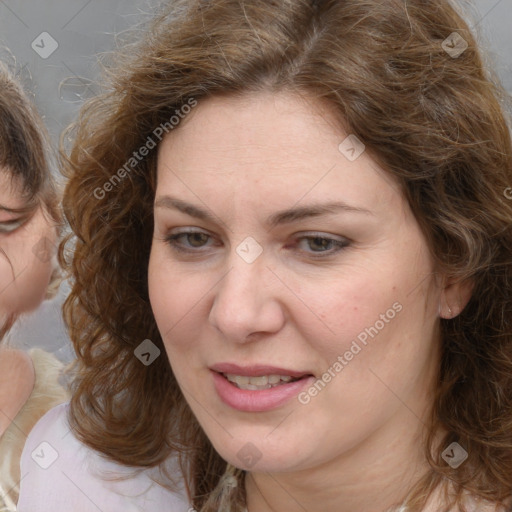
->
<box><xmin>210</xmin><ymin>362</ymin><xmax>312</xmax><ymax>378</ymax></box>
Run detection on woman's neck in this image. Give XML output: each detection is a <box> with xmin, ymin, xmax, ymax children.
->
<box><xmin>0</xmin><ymin>348</ymin><xmax>35</xmax><ymax>438</ymax></box>
<box><xmin>244</xmin><ymin>409</ymin><xmax>436</xmax><ymax>512</ymax></box>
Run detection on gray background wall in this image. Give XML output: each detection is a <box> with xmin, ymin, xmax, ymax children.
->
<box><xmin>1</xmin><ymin>0</ymin><xmax>511</xmax><ymax>361</ymax></box>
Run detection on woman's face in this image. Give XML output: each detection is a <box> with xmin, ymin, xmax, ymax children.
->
<box><xmin>0</xmin><ymin>169</ymin><xmax>57</xmax><ymax>323</ymax></box>
<box><xmin>148</xmin><ymin>92</ymin><xmax>444</xmax><ymax>475</ymax></box>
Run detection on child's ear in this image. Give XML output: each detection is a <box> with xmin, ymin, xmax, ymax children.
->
<box><xmin>439</xmin><ymin>276</ymin><xmax>474</xmax><ymax>319</ymax></box>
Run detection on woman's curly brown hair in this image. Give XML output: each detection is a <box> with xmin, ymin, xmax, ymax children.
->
<box><xmin>60</xmin><ymin>0</ymin><xmax>512</xmax><ymax>510</ymax></box>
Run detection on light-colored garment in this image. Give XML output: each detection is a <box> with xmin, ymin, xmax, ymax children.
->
<box><xmin>0</xmin><ymin>349</ymin><xmax>69</xmax><ymax>512</ymax></box>
<box><xmin>17</xmin><ymin>402</ymin><xmax>192</xmax><ymax>511</ymax></box>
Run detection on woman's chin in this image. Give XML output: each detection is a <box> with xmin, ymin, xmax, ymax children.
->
<box><xmin>214</xmin><ymin>440</ymin><xmax>309</xmax><ymax>473</ymax></box>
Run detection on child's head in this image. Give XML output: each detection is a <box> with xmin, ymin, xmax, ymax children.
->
<box><xmin>0</xmin><ymin>62</ymin><xmax>61</xmax><ymax>339</ymax></box>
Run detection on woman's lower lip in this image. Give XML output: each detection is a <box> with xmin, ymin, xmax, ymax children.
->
<box><xmin>212</xmin><ymin>371</ymin><xmax>315</xmax><ymax>412</ymax></box>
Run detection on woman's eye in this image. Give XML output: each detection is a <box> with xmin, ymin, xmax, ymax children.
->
<box><xmin>165</xmin><ymin>230</ymin><xmax>214</xmax><ymax>252</ymax></box>
<box><xmin>165</xmin><ymin>229</ymin><xmax>349</xmax><ymax>258</ymax></box>
<box><xmin>295</xmin><ymin>235</ymin><xmax>349</xmax><ymax>256</ymax></box>
<box><xmin>0</xmin><ymin>217</ymin><xmax>27</xmax><ymax>234</ymax></box>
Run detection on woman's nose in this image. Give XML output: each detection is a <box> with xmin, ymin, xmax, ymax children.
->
<box><xmin>208</xmin><ymin>251</ymin><xmax>286</xmax><ymax>343</ymax></box>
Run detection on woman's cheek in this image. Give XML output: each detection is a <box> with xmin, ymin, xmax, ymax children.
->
<box><xmin>2</xmin><ymin>217</ymin><xmax>58</xmax><ymax>314</ymax></box>
<box><xmin>0</xmin><ymin>258</ymin><xmax>15</xmax><ymax>315</ymax></box>
<box><xmin>148</xmin><ymin>251</ymin><xmax>183</xmax><ymax>341</ymax></box>
<box><xmin>149</xmin><ymin>248</ymin><xmax>207</xmax><ymax>341</ymax></box>
<box><xmin>7</xmin><ymin>254</ymin><xmax>53</xmax><ymax>313</ymax></box>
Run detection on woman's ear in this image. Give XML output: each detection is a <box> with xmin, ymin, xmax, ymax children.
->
<box><xmin>439</xmin><ymin>276</ymin><xmax>474</xmax><ymax>319</ymax></box>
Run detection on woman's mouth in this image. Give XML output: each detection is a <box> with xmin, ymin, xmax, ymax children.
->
<box><xmin>222</xmin><ymin>373</ymin><xmax>301</xmax><ymax>390</ymax></box>
<box><xmin>211</xmin><ymin>367</ymin><xmax>315</xmax><ymax>412</ymax></box>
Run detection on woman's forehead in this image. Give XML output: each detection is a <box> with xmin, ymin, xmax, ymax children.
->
<box><xmin>154</xmin><ymin>93</ymin><xmax>402</xmax><ymax>219</ymax></box>
<box><xmin>0</xmin><ymin>167</ymin><xmax>36</xmax><ymax>209</ymax></box>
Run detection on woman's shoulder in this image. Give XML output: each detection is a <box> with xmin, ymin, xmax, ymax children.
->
<box><xmin>3</xmin><ymin>348</ymin><xmax>69</xmax><ymax>454</ymax></box>
<box><xmin>18</xmin><ymin>402</ymin><xmax>192</xmax><ymax>512</ymax></box>
<box><xmin>0</xmin><ymin>348</ymin><xmax>68</xmax><ymax>435</ymax></box>
<box><xmin>0</xmin><ymin>348</ymin><xmax>35</xmax><ymax>433</ymax></box>
<box><xmin>426</xmin><ymin>485</ymin><xmax>512</xmax><ymax>512</ymax></box>
<box><xmin>23</xmin><ymin>348</ymin><xmax>69</xmax><ymax>415</ymax></box>
<box><xmin>0</xmin><ymin>349</ymin><xmax>69</xmax><ymax>509</ymax></box>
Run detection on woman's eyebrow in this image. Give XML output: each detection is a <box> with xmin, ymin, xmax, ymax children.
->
<box><xmin>0</xmin><ymin>203</ymin><xmax>36</xmax><ymax>214</ymax></box>
<box><xmin>154</xmin><ymin>196</ymin><xmax>374</xmax><ymax>229</ymax></box>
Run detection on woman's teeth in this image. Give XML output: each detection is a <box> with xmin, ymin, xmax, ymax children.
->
<box><xmin>224</xmin><ymin>373</ymin><xmax>298</xmax><ymax>390</ymax></box>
